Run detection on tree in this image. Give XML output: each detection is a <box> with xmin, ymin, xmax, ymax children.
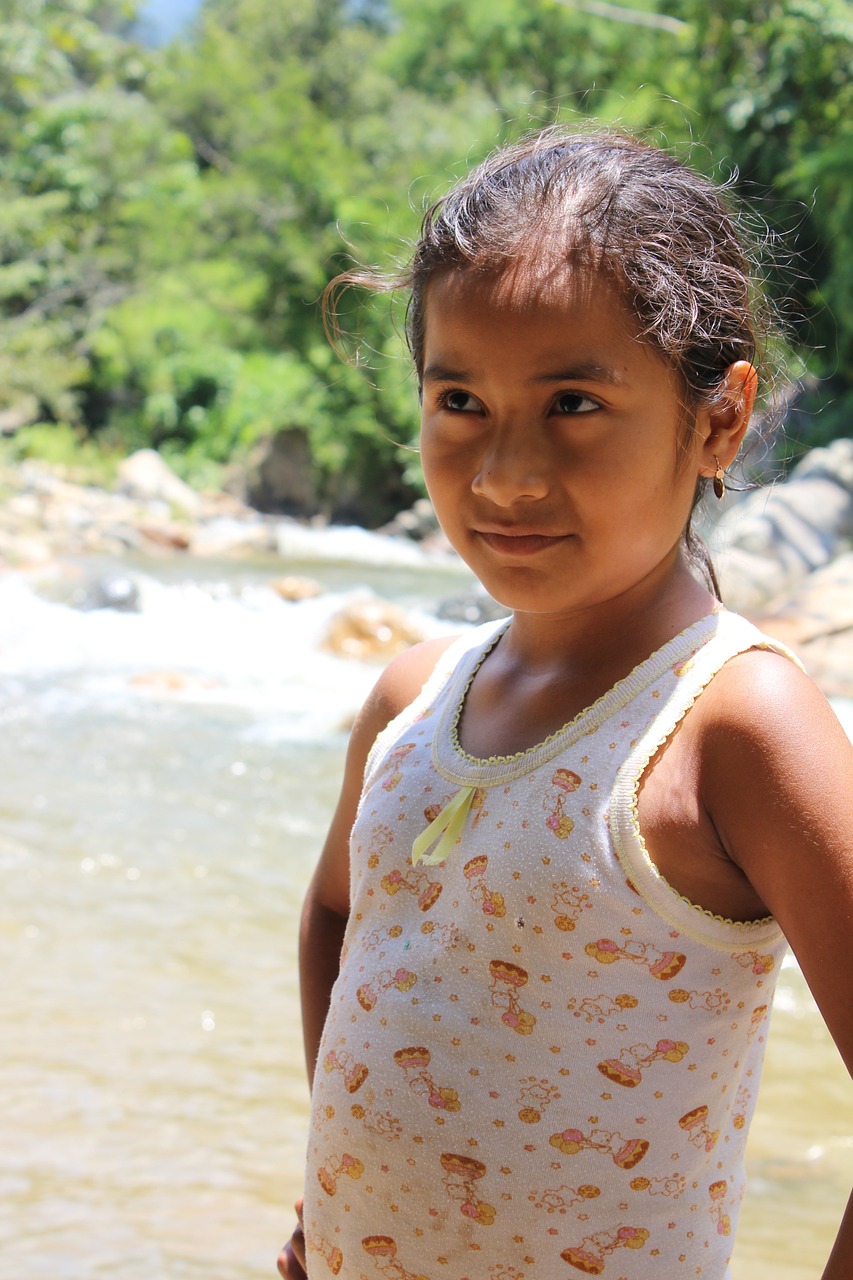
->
<box><xmin>0</xmin><ymin>0</ymin><xmax>199</xmax><ymax>425</ymax></box>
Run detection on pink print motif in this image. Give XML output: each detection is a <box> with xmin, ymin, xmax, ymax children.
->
<box><xmin>734</xmin><ymin>950</ymin><xmax>775</xmax><ymax>975</ymax></box>
<box><xmin>360</xmin><ymin>923</ymin><xmax>404</xmax><ymax>954</ymax></box>
<box><xmin>470</xmin><ymin>786</ymin><xmax>489</xmax><ymax>826</ymax></box>
<box><xmin>393</xmin><ymin>1046</ymin><xmax>461</xmax><ymax>1112</ymax></box>
<box><xmin>672</xmin><ymin>652</ymin><xmax>697</xmax><ymax>677</ymax></box>
<box><xmin>585</xmin><ymin>937</ymin><xmax>686</xmax><ymax>981</ymax></box>
<box><xmin>545</xmin><ymin>768</ymin><xmax>582</xmax><ymax>839</ymax></box>
<box><xmin>709</xmin><ymin>1180</ymin><xmax>732</xmax><ymax>1236</ymax></box>
<box><xmin>567</xmin><ymin>992</ymin><xmax>638</xmax><ymax>1024</ymax></box>
<box><xmin>381</xmin><ymin>865</ymin><xmax>442</xmax><ymax>912</ymax></box>
<box><xmin>549</xmin><ymin>1125</ymin><xmax>649</xmax><ymax>1169</ymax></box>
<box><xmin>419</xmin><ymin>920</ymin><xmax>460</xmax><ymax>950</ymax></box>
<box><xmin>597</xmin><ymin>1039</ymin><xmax>689</xmax><ymax>1088</ymax></box>
<box><xmin>630</xmin><ymin>1173</ymin><xmax>686</xmax><ymax>1198</ymax></box>
<box><xmin>747</xmin><ymin>1004</ymin><xmax>770</xmax><ymax>1041</ymax></box>
<box><xmin>361</xmin><ymin>1235</ymin><xmax>432</xmax><ymax>1280</ymax></box>
<box><xmin>350</xmin><ymin>1101</ymin><xmax>403</xmax><ymax>1138</ymax></box>
<box><xmin>463</xmin><ymin>854</ymin><xmax>506</xmax><ymax>918</ymax></box>
<box><xmin>668</xmin><ymin>986</ymin><xmax>730</xmax><ymax>1014</ymax></box>
<box><xmin>440</xmin><ymin>1152</ymin><xmax>496</xmax><ymax>1226</ymax></box>
<box><xmin>427</xmin><ymin>786</ymin><xmax>488</xmax><ymax>828</ymax></box>
<box><xmin>308</xmin><ymin>1235</ymin><xmax>344</xmax><ymax>1275</ymax></box>
<box><xmin>311</xmin><ymin>1102</ymin><xmax>338</xmax><ymax>1133</ymax></box>
<box><xmin>516</xmin><ymin>1076</ymin><xmax>561</xmax><ymax>1124</ymax></box>
<box><xmin>323</xmin><ymin>1048</ymin><xmax>369</xmax><ymax>1094</ymax></box>
<box><xmin>550</xmin><ymin>882</ymin><xmax>592</xmax><ymax>932</ymax></box>
<box><xmin>365</xmin><ymin>823</ymin><xmax>395</xmax><ymax>869</ymax></box>
<box><xmin>560</xmin><ymin>1226</ymin><xmax>650</xmax><ymax>1274</ymax></box>
<box><xmin>732</xmin><ymin>1084</ymin><xmax>751</xmax><ymax>1130</ymax></box>
<box><xmin>379</xmin><ymin>743</ymin><xmax>416</xmax><ymax>792</ymax></box>
<box><xmin>678</xmin><ymin>1104</ymin><xmax>720</xmax><ymax>1152</ymax></box>
<box><xmin>533</xmin><ymin>1183</ymin><xmax>601</xmax><ymax>1213</ymax></box>
<box><xmin>489</xmin><ymin>959</ymin><xmax>537</xmax><ymax>1035</ymax></box>
<box><xmin>316</xmin><ymin>1151</ymin><xmax>364</xmax><ymax>1196</ymax></box>
<box><xmin>357</xmin><ymin>967</ymin><xmax>417</xmax><ymax>1011</ymax></box>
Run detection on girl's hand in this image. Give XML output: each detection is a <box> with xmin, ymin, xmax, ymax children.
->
<box><xmin>277</xmin><ymin>1198</ymin><xmax>306</xmax><ymax>1279</ymax></box>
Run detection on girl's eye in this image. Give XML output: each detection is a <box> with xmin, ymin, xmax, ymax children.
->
<box><xmin>441</xmin><ymin>389</ymin><xmax>482</xmax><ymax>413</ymax></box>
<box><xmin>554</xmin><ymin>392</ymin><xmax>599</xmax><ymax>414</ymax></box>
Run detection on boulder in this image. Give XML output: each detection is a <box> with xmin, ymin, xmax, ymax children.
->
<box><xmin>437</xmin><ymin>588</ymin><xmax>510</xmax><ymax>626</ymax></box>
<box><xmin>73</xmin><ymin>572</ymin><xmax>141</xmax><ymax>613</ymax></box>
<box><xmin>712</xmin><ymin>438</ymin><xmax>853</xmax><ymax>612</ymax></box>
<box><xmin>136</xmin><ymin>521</ymin><xmax>193</xmax><ymax>552</ymax></box>
<box><xmin>269</xmin><ymin>575</ymin><xmax>324</xmax><ymax>602</ymax></box>
<box><xmin>189</xmin><ymin>516</ymin><xmax>276</xmax><ymax>558</ymax></box>
<box><xmin>236</xmin><ymin>429</ymin><xmax>320</xmax><ymax>516</ymax></box>
<box><xmin>116</xmin><ymin>449</ymin><xmax>202</xmax><ymax>520</ymax></box>
<box><xmin>323</xmin><ymin>599</ymin><xmax>425</xmax><ymax>661</ymax></box>
<box><xmin>751</xmin><ymin>552</ymin><xmax>853</xmax><ymax>698</ymax></box>
<box><xmin>381</xmin><ymin>497</ymin><xmax>453</xmax><ymax>554</ymax></box>
<box><xmin>381</xmin><ymin>498</ymin><xmax>441</xmax><ymax>541</ymax></box>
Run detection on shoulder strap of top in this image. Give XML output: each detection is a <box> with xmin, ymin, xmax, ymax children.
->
<box><xmin>609</xmin><ymin>610</ymin><xmax>803</xmax><ymax>948</ymax></box>
<box><xmin>362</xmin><ymin>619</ymin><xmax>508</xmax><ymax>789</ymax></box>
<box><xmin>627</xmin><ymin>610</ymin><xmax>802</xmax><ymax>758</ymax></box>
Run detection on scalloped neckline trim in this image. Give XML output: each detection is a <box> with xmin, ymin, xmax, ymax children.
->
<box><xmin>432</xmin><ymin>610</ymin><xmax>722</xmax><ymax>787</ymax></box>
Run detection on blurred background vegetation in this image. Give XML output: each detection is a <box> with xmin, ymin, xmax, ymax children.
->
<box><xmin>1</xmin><ymin>0</ymin><xmax>851</xmax><ymax>523</ymax></box>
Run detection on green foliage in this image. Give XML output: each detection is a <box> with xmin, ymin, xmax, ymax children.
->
<box><xmin>627</xmin><ymin>0</ymin><xmax>853</xmax><ymax>438</ymax></box>
<box><xmin>0</xmin><ymin>420</ymin><xmax>120</xmax><ymax>485</ymax></box>
<box><xmin>0</xmin><ymin>0</ymin><xmax>850</xmax><ymax>523</ymax></box>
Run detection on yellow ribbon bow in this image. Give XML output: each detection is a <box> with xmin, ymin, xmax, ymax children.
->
<box><xmin>411</xmin><ymin>785</ymin><xmax>477</xmax><ymax>867</ymax></box>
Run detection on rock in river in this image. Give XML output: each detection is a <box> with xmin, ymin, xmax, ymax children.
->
<box><xmin>323</xmin><ymin>599</ymin><xmax>425</xmax><ymax>661</ymax></box>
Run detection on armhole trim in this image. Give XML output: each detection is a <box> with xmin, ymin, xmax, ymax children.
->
<box><xmin>610</xmin><ymin>617</ymin><xmax>803</xmax><ymax>952</ymax></box>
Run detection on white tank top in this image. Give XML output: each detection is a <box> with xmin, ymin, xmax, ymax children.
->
<box><xmin>304</xmin><ymin>610</ymin><xmax>797</xmax><ymax>1280</ymax></box>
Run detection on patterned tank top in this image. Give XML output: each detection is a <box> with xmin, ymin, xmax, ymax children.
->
<box><xmin>303</xmin><ymin>610</ymin><xmax>797</xmax><ymax>1280</ymax></box>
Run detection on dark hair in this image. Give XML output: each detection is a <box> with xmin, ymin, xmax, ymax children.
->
<box><xmin>325</xmin><ymin>126</ymin><xmax>781</xmax><ymax>595</ymax></box>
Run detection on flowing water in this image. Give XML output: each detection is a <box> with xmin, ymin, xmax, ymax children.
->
<box><xmin>0</xmin><ymin>538</ymin><xmax>849</xmax><ymax>1279</ymax></box>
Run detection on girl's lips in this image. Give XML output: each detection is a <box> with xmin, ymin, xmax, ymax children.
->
<box><xmin>475</xmin><ymin>529</ymin><xmax>572</xmax><ymax>555</ymax></box>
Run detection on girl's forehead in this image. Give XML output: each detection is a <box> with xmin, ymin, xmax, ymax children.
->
<box><xmin>422</xmin><ymin>263</ymin><xmax>641</xmax><ymax>345</ymax></box>
<box><xmin>419</xmin><ymin>262</ymin><xmax>684</xmax><ymax>397</ymax></box>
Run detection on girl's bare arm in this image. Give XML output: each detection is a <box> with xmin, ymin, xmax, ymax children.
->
<box><xmin>278</xmin><ymin>635</ymin><xmax>456</xmax><ymax>1278</ymax></box>
<box><xmin>700</xmin><ymin>651</ymin><xmax>853</xmax><ymax>1278</ymax></box>
<box><xmin>298</xmin><ymin>634</ymin><xmax>457</xmax><ymax>1084</ymax></box>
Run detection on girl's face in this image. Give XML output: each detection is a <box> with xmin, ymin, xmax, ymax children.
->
<box><xmin>419</xmin><ymin>266</ymin><xmax>716</xmax><ymax>619</ymax></box>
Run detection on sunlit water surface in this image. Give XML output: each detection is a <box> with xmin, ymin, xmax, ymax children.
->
<box><xmin>0</xmin><ymin>547</ymin><xmax>849</xmax><ymax>1279</ymax></box>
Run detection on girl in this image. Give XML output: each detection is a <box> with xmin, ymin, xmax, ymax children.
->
<box><xmin>279</xmin><ymin>129</ymin><xmax>853</xmax><ymax>1279</ymax></box>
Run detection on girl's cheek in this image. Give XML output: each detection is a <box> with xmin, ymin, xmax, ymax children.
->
<box><xmin>421</xmin><ymin>428</ymin><xmax>481</xmax><ymax>470</ymax></box>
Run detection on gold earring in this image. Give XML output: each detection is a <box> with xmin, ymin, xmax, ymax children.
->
<box><xmin>712</xmin><ymin>456</ymin><xmax>726</xmax><ymax>501</ymax></box>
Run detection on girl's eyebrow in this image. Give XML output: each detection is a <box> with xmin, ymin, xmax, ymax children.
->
<box><xmin>531</xmin><ymin>363</ymin><xmax>626</xmax><ymax>387</ymax></box>
<box><xmin>421</xmin><ymin>363</ymin><xmax>473</xmax><ymax>383</ymax></box>
<box><xmin>422</xmin><ymin>361</ymin><xmax>626</xmax><ymax>387</ymax></box>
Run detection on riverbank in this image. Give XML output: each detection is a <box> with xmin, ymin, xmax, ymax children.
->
<box><xmin>1</xmin><ymin>446</ymin><xmax>852</xmax><ymax>696</ymax></box>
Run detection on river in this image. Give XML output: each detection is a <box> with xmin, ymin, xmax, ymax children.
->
<box><xmin>0</xmin><ymin>537</ymin><xmax>849</xmax><ymax>1279</ymax></box>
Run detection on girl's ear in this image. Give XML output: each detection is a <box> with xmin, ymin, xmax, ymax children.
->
<box><xmin>698</xmin><ymin>361</ymin><xmax>757</xmax><ymax>477</ymax></box>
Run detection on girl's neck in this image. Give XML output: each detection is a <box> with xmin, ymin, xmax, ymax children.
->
<box><xmin>457</xmin><ymin>556</ymin><xmax>717</xmax><ymax>761</ymax></box>
<box><xmin>494</xmin><ymin>554</ymin><xmax>717</xmax><ymax>681</ymax></box>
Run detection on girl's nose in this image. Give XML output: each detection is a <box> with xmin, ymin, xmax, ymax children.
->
<box><xmin>471</xmin><ymin>432</ymin><xmax>550</xmax><ymax>505</ymax></box>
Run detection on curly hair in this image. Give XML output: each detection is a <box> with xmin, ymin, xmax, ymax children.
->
<box><xmin>325</xmin><ymin>126</ymin><xmax>781</xmax><ymax>594</ymax></box>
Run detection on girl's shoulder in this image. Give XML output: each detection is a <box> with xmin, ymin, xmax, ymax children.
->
<box><xmin>359</xmin><ymin>621</ymin><xmax>506</xmax><ymax>778</ymax></box>
<box><xmin>680</xmin><ymin>612</ymin><xmax>847</xmax><ymax>803</ymax></box>
<box><xmin>367</xmin><ymin>632</ymin><xmax>462</xmax><ymax>731</ymax></box>
<box><xmin>691</xmin><ymin>633</ymin><xmax>853</xmax><ymax>1075</ymax></box>
<box><xmin>693</xmin><ymin>631</ymin><xmax>839</xmax><ymax>751</ymax></box>
<box><xmin>365</xmin><ymin>618</ymin><xmax>505</xmax><ymax>733</ymax></box>
<box><xmin>326</xmin><ymin>633</ymin><xmax>466</xmax><ymax>862</ymax></box>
